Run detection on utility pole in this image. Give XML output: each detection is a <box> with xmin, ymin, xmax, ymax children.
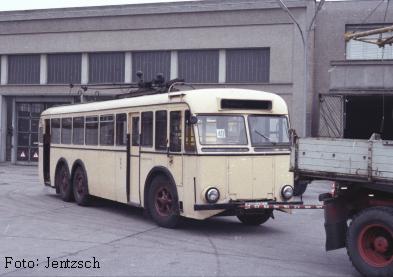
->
<box><xmin>276</xmin><ymin>0</ymin><xmax>325</xmax><ymax>137</ymax></box>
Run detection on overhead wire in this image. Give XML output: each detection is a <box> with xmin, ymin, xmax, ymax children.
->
<box><xmin>360</xmin><ymin>0</ymin><xmax>386</xmax><ymax>26</ymax></box>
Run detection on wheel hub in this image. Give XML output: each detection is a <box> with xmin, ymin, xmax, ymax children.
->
<box><xmin>155</xmin><ymin>187</ymin><xmax>173</xmax><ymax>216</ymax></box>
<box><xmin>358</xmin><ymin>224</ymin><xmax>393</xmax><ymax>267</ymax></box>
<box><xmin>61</xmin><ymin>170</ymin><xmax>68</xmax><ymax>191</ymax></box>
<box><xmin>374</xmin><ymin>236</ymin><xmax>389</xmax><ymax>254</ymax></box>
<box><xmin>76</xmin><ymin>174</ymin><xmax>84</xmax><ymax>195</ymax></box>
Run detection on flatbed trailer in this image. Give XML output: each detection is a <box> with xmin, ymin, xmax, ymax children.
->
<box><xmin>291</xmin><ymin>135</ymin><xmax>393</xmax><ymax>276</ymax></box>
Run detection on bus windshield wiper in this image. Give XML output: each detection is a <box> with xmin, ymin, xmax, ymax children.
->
<box><xmin>254</xmin><ymin>130</ymin><xmax>277</xmax><ymax>145</ymax></box>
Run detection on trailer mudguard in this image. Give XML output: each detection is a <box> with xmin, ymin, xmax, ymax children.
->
<box><xmin>322</xmin><ymin>196</ymin><xmax>348</xmax><ymax>251</ymax></box>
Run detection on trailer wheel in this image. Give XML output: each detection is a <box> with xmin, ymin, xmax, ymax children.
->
<box><xmin>147</xmin><ymin>175</ymin><xmax>180</xmax><ymax>228</ymax></box>
<box><xmin>237</xmin><ymin>210</ymin><xmax>273</xmax><ymax>226</ymax></box>
<box><xmin>346</xmin><ymin>207</ymin><xmax>393</xmax><ymax>276</ymax></box>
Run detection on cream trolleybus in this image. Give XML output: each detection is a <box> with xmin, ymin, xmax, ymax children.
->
<box><xmin>39</xmin><ymin>88</ymin><xmax>298</xmax><ymax>228</ymax></box>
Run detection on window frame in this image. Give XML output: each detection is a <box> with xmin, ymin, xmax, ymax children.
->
<box><xmin>247</xmin><ymin>114</ymin><xmax>290</xmax><ymax>147</ymax></box>
<box><xmin>99</xmin><ymin>114</ymin><xmax>115</xmax><ymax>146</ymax></box>
<box><xmin>184</xmin><ymin>110</ymin><xmax>196</xmax><ymax>153</ymax></box>
<box><xmin>226</xmin><ymin>48</ymin><xmax>270</xmax><ymax>83</ymax></box>
<box><xmin>141</xmin><ymin>111</ymin><xmax>153</xmax><ymax>147</ymax></box>
<box><xmin>169</xmin><ymin>111</ymin><xmax>182</xmax><ymax>152</ymax></box>
<box><xmin>155</xmin><ymin>110</ymin><xmax>168</xmax><ymax>151</ymax></box>
<box><xmin>115</xmin><ymin>113</ymin><xmax>127</xmax><ymax>146</ymax></box>
<box><xmin>72</xmin><ymin>116</ymin><xmax>85</xmax><ymax>145</ymax></box>
<box><xmin>50</xmin><ymin>118</ymin><xmax>61</xmax><ymax>144</ymax></box>
<box><xmin>60</xmin><ymin>117</ymin><xmax>72</xmax><ymax>145</ymax></box>
<box><xmin>131</xmin><ymin>116</ymin><xmax>140</xmax><ymax>146</ymax></box>
<box><xmin>196</xmin><ymin>114</ymin><xmax>248</xmax><ymax>146</ymax></box>
<box><xmin>85</xmin><ymin>115</ymin><xmax>99</xmax><ymax>146</ymax></box>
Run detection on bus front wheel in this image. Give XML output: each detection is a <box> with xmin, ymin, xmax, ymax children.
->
<box><xmin>55</xmin><ymin>164</ymin><xmax>73</xmax><ymax>202</ymax></box>
<box><xmin>147</xmin><ymin>175</ymin><xmax>180</xmax><ymax>228</ymax></box>
<box><xmin>72</xmin><ymin>167</ymin><xmax>90</xmax><ymax>206</ymax></box>
<box><xmin>237</xmin><ymin>210</ymin><xmax>273</xmax><ymax>226</ymax></box>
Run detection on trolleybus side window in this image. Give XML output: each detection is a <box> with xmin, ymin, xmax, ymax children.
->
<box><xmin>73</xmin><ymin>117</ymin><xmax>84</xmax><ymax>145</ymax></box>
<box><xmin>100</xmin><ymin>114</ymin><xmax>114</xmax><ymax>146</ymax></box>
<box><xmin>155</xmin><ymin>110</ymin><xmax>167</xmax><ymax>151</ymax></box>
<box><xmin>51</xmin><ymin>118</ymin><xmax>60</xmax><ymax>144</ymax></box>
<box><xmin>170</xmin><ymin>111</ymin><xmax>182</xmax><ymax>152</ymax></box>
<box><xmin>61</xmin><ymin>118</ymin><xmax>72</xmax><ymax>144</ymax></box>
<box><xmin>184</xmin><ymin>110</ymin><xmax>196</xmax><ymax>152</ymax></box>
<box><xmin>132</xmin><ymin>117</ymin><xmax>140</xmax><ymax>146</ymax></box>
<box><xmin>86</xmin><ymin>116</ymin><xmax>98</xmax><ymax>145</ymax></box>
<box><xmin>141</xmin><ymin>112</ymin><xmax>153</xmax><ymax>147</ymax></box>
<box><xmin>115</xmin><ymin>113</ymin><xmax>127</xmax><ymax>146</ymax></box>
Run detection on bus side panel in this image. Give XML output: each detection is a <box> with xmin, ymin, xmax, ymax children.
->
<box><xmin>114</xmin><ymin>151</ymin><xmax>127</xmax><ymax>203</ymax></box>
<box><xmin>89</xmin><ymin>151</ymin><xmax>116</xmax><ymax>200</ymax></box>
<box><xmin>49</xmin><ymin>148</ymin><xmax>116</xmax><ymax>200</ymax></box>
<box><xmin>139</xmin><ymin>152</ymin><xmax>168</xmax><ymax>207</ymax></box>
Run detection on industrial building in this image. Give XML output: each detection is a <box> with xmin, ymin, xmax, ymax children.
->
<box><xmin>0</xmin><ymin>0</ymin><xmax>392</xmax><ymax>164</ymax></box>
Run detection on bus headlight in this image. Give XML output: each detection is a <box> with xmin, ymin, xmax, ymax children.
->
<box><xmin>281</xmin><ymin>185</ymin><xmax>294</xmax><ymax>200</ymax></box>
<box><xmin>205</xmin><ymin>187</ymin><xmax>220</xmax><ymax>203</ymax></box>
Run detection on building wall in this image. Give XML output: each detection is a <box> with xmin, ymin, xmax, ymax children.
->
<box><xmin>0</xmin><ymin>0</ymin><xmax>313</xmax><ymax>163</ymax></box>
<box><xmin>314</xmin><ymin>0</ymin><xmax>393</xmax><ymax>135</ymax></box>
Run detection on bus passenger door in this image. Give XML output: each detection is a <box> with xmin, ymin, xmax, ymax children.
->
<box><xmin>128</xmin><ymin>114</ymin><xmax>140</xmax><ymax>204</ymax></box>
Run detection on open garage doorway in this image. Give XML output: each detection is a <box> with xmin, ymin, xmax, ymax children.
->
<box><xmin>344</xmin><ymin>95</ymin><xmax>393</xmax><ymax>140</ymax></box>
<box><xmin>319</xmin><ymin>94</ymin><xmax>393</xmax><ymax>140</ymax></box>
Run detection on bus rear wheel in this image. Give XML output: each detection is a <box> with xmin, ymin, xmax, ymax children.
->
<box><xmin>72</xmin><ymin>167</ymin><xmax>90</xmax><ymax>206</ymax></box>
<box><xmin>237</xmin><ymin>210</ymin><xmax>273</xmax><ymax>226</ymax></box>
<box><xmin>346</xmin><ymin>207</ymin><xmax>393</xmax><ymax>277</ymax></box>
<box><xmin>55</xmin><ymin>164</ymin><xmax>73</xmax><ymax>202</ymax></box>
<box><xmin>147</xmin><ymin>175</ymin><xmax>180</xmax><ymax>228</ymax></box>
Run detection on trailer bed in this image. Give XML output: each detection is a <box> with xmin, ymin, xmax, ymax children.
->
<box><xmin>291</xmin><ymin>137</ymin><xmax>393</xmax><ymax>185</ymax></box>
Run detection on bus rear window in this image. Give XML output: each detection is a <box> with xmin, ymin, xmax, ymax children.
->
<box><xmin>86</xmin><ymin>116</ymin><xmax>98</xmax><ymax>145</ymax></box>
<box><xmin>197</xmin><ymin>115</ymin><xmax>247</xmax><ymax>145</ymax></box>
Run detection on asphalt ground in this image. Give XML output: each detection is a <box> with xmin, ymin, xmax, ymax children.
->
<box><xmin>0</xmin><ymin>164</ymin><xmax>360</xmax><ymax>277</ymax></box>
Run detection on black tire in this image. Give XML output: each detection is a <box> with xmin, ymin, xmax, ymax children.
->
<box><xmin>147</xmin><ymin>175</ymin><xmax>180</xmax><ymax>228</ymax></box>
<box><xmin>72</xmin><ymin>166</ymin><xmax>90</xmax><ymax>206</ymax></box>
<box><xmin>55</xmin><ymin>163</ymin><xmax>73</xmax><ymax>202</ymax></box>
<box><xmin>346</xmin><ymin>207</ymin><xmax>393</xmax><ymax>277</ymax></box>
<box><xmin>293</xmin><ymin>181</ymin><xmax>308</xmax><ymax>196</ymax></box>
<box><xmin>237</xmin><ymin>210</ymin><xmax>273</xmax><ymax>226</ymax></box>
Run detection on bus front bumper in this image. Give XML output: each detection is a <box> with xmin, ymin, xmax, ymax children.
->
<box><xmin>194</xmin><ymin>201</ymin><xmax>323</xmax><ymax>211</ymax></box>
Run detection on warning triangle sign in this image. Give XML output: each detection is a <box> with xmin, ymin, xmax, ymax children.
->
<box><xmin>33</xmin><ymin>152</ymin><xmax>38</xmax><ymax>158</ymax></box>
<box><xmin>20</xmin><ymin>151</ymin><xmax>26</xmax><ymax>158</ymax></box>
